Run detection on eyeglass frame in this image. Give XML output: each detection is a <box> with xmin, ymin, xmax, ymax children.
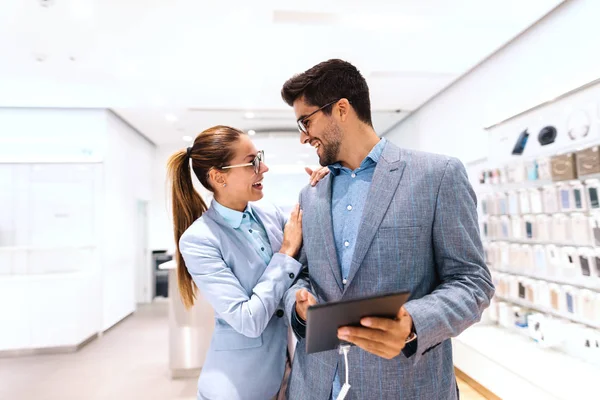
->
<box><xmin>296</xmin><ymin>98</ymin><xmax>349</xmax><ymax>134</ymax></box>
<box><xmin>220</xmin><ymin>150</ymin><xmax>264</xmax><ymax>175</ymax></box>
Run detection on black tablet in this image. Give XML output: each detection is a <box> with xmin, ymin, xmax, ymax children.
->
<box><xmin>305</xmin><ymin>291</ymin><xmax>410</xmax><ymax>354</ymax></box>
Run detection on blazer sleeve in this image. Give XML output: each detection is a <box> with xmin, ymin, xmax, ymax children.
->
<box><xmin>282</xmin><ymin>191</ymin><xmax>313</xmax><ymax>340</ymax></box>
<box><xmin>403</xmin><ymin>157</ymin><xmax>495</xmax><ymax>364</ymax></box>
<box><xmin>179</xmin><ymin>233</ymin><xmax>302</xmax><ymax>338</ymax></box>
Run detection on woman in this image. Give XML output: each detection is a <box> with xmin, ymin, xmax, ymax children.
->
<box><xmin>167</xmin><ymin>125</ymin><xmax>327</xmax><ymax>400</ymax></box>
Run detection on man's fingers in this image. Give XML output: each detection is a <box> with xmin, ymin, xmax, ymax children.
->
<box><xmin>360</xmin><ymin>317</ymin><xmax>397</xmax><ymax>332</ymax></box>
<box><xmin>337</xmin><ymin>336</ymin><xmax>393</xmax><ymax>359</ymax></box>
<box><xmin>338</xmin><ymin>326</ymin><xmax>388</xmax><ymax>343</ymax></box>
<box><xmin>307</xmin><ymin>293</ymin><xmax>317</xmax><ymax>305</ymax></box>
<box><xmin>296</xmin><ymin>289</ymin><xmax>310</xmax><ymax>303</ymax></box>
<box><xmin>305</xmin><ymin>167</ymin><xmax>314</xmax><ymax>176</ymax></box>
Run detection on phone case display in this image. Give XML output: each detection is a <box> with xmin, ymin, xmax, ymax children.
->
<box><xmin>529</xmin><ymin>189</ymin><xmax>544</xmax><ymax>214</ymax></box>
<box><xmin>571</xmin><ymin>213</ymin><xmax>590</xmax><ymax>245</ymax></box>
<box><xmin>538</xmin><ymin>157</ymin><xmax>553</xmax><ymax>181</ymax></box>
<box><xmin>536</xmin><ymin>215</ymin><xmax>552</xmax><ymax>242</ymax></box>
<box><xmin>549</xmin><ymin>284</ymin><xmax>562</xmax><ymax>311</ymax></box>
<box><xmin>522</xmin><ymin>245</ymin><xmax>535</xmax><ymax>274</ymax></box>
<box><xmin>542</xmin><ymin>185</ymin><xmax>559</xmax><ymax>214</ymax></box>
<box><xmin>533</xmin><ymin>245</ymin><xmax>548</xmax><ymax>276</ymax></box>
<box><xmin>558</xmin><ymin>185</ymin><xmax>574</xmax><ymax>212</ymax></box>
<box><xmin>511</xmin><ymin>216</ymin><xmax>523</xmax><ymax>240</ymax></box>
<box><xmin>508</xmin><ymin>163</ymin><xmax>527</xmax><ymax>184</ymax></box>
<box><xmin>519</xmin><ymin>190</ymin><xmax>531</xmax><ymax>214</ymax></box>
<box><xmin>577</xmin><ymin>290</ymin><xmax>598</xmax><ymax>322</ymax></box>
<box><xmin>526</xmin><ymin>160</ymin><xmax>539</xmax><ymax>181</ymax></box>
<box><xmin>496</xmin><ymin>193</ymin><xmax>508</xmax><ymax>215</ymax></box>
<box><xmin>562</xmin><ymin>286</ymin><xmax>578</xmax><ymax>314</ymax></box>
<box><xmin>546</xmin><ymin>245</ymin><xmax>562</xmax><ymax>278</ymax></box>
<box><xmin>576</xmin><ymin>146</ymin><xmax>600</xmax><ymax>176</ymax></box>
<box><xmin>499</xmin><ymin>242</ymin><xmax>510</xmax><ymax>269</ymax></box>
<box><xmin>571</xmin><ymin>182</ymin><xmax>587</xmax><ymax>211</ymax></box>
<box><xmin>500</xmin><ymin>216</ymin><xmax>511</xmax><ymax>239</ymax></box>
<box><xmin>508</xmin><ymin>191</ymin><xmax>520</xmax><ymax>215</ymax></box>
<box><xmin>478</xmin><ymin>140</ymin><xmax>600</xmax><ymax>367</ymax></box>
<box><xmin>577</xmin><ymin>248</ymin><xmax>594</xmax><ymax>279</ymax></box>
<box><xmin>586</xmin><ymin>180</ymin><xmax>600</xmax><ymax>210</ymax></box>
<box><xmin>561</xmin><ymin>247</ymin><xmax>580</xmax><ymax>280</ymax></box>
<box><xmin>552</xmin><ymin>214</ymin><xmax>570</xmax><ymax>242</ymax></box>
<box><xmin>594</xmin><ymin>249</ymin><xmax>600</xmax><ymax>278</ymax></box>
<box><xmin>589</xmin><ymin>216</ymin><xmax>600</xmax><ymax>247</ymax></box>
<box><xmin>551</xmin><ymin>153</ymin><xmax>578</xmax><ymax>181</ymax></box>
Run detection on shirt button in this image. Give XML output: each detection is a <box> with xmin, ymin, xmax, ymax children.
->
<box><xmin>261</xmin><ymin>247</ymin><xmax>265</xmax><ymax>251</ymax></box>
<box><xmin>343</xmin><ymin>278</ymin><xmax>348</xmax><ymax>285</ymax></box>
<box><xmin>351</xmin><ymin>173</ymin><xmax>356</xmax><ymax>178</ymax></box>
<box><xmin>344</xmin><ymin>241</ymin><xmax>350</xmax><ymax>247</ymax></box>
<box><xmin>249</xmin><ymin>229</ymin><xmax>253</xmax><ymax>233</ymax></box>
<box><xmin>276</xmin><ymin>310</ymin><xmax>284</xmax><ymax>318</ymax></box>
<box><xmin>347</xmin><ymin>205</ymin><xmax>353</xmax><ymax>211</ymax></box>
<box><xmin>243</xmin><ymin>214</ymin><xmax>247</xmax><ymax>218</ymax></box>
<box><xmin>289</xmin><ymin>273</ymin><xmax>295</xmax><ymax>279</ymax></box>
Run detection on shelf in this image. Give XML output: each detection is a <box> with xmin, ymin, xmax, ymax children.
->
<box><xmin>454</xmin><ymin>324</ymin><xmax>600</xmax><ymax>400</ymax></box>
<box><xmin>489</xmin><ymin>267</ymin><xmax>600</xmax><ymax>292</ymax></box>
<box><xmin>478</xmin><ymin>173</ymin><xmax>600</xmax><ymax>193</ymax></box>
<box><xmin>494</xmin><ymin>294</ymin><xmax>600</xmax><ymax>330</ymax></box>
<box><xmin>483</xmin><ymin>238</ymin><xmax>594</xmax><ymax>248</ymax></box>
<box><xmin>482</xmin><ymin>209</ymin><xmax>598</xmax><ymax>217</ymax></box>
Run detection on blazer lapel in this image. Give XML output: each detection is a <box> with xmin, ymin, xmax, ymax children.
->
<box><xmin>315</xmin><ymin>175</ymin><xmax>344</xmax><ymax>294</ymax></box>
<box><xmin>343</xmin><ymin>144</ymin><xmax>406</xmax><ymax>292</ymax></box>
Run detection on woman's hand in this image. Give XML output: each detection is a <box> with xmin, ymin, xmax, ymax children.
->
<box><xmin>280</xmin><ymin>204</ymin><xmax>303</xmax><ymax>258</ymax></box>
<box><xmin>305</xmin><ymin>167</ymin><xmax>330</xmax><ymax>186</ymax></box>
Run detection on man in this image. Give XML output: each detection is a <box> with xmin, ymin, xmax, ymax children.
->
<box><xmin>281</xmin><ymin>59</ymin><xmax>494</xmax><ymax>400</ymax></box>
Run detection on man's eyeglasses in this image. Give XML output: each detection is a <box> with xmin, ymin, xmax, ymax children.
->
<box><xmin>221</xmin><ymin>150</ymin><xmax>264</xmax><ymax>175</ymax></box>
<box><xmin>297</xmin><ymin>99</ymin><xmax>340</xmax><ymax>134</ymax></box>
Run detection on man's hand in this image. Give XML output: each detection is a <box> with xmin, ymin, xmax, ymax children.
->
<box><xmin>295</xmin><ymin>288</ymin><xmax>317</xmax><ymax>321</ymax></box>
<box><xmin>337</xmin><ymin>306</ymin><xmax>413</xmax><ymax>360</ymax></box>
<box><xmin>305</xmin><ymin>167</ymin><xmax>330</xmax><ymax>187</ymax></box>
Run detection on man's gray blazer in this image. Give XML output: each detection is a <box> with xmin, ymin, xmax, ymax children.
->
<box><xmin>284</xmin><ymin>141</ymin><xmax>494</xmax><ymax>400</ymax></box>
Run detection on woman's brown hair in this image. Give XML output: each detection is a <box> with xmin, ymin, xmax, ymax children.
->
<box><xmin>167</xmin><ymin>125</ymin><xmax>244</xmax><ymax>308</ymax></box>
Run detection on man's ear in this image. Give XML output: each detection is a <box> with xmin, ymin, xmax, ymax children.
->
<box><xmin>336</xmin><ymin>98</ymin><xmax>351</xmax><ymax>122</ymax></box>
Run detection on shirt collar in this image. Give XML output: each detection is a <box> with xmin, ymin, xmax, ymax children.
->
<box><xmin>212</xmin><ymin>200</ymin><xmax>254</xmax><ymax>229</ymax></box>
<box><xmin>328</xmin><ymin>138</ymin><xmax>387</xmax><ymax>175</ymax></box>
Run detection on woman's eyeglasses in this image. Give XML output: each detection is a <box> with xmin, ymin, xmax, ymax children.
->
<box><xmin>221</xmin><ymin>150</ymin><xmax>264</xmax><ymax>175</ymax></box>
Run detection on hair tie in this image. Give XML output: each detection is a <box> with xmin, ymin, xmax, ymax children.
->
<box><xmin>186</xmin><ymin>146</ymin><xmax>193</xmax><ymax>159</ymax></box>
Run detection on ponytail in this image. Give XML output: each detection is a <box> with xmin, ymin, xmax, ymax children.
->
<box><xmin>167</xmin><ymin>149</ymin><xmax>207</xmax><ymax>308</ymax></box>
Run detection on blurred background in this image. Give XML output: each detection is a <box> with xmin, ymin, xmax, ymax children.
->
<box><xmin>1</xmin><ymin>1</ymin><xmax>599</xmax><ymax>399</ymax></box>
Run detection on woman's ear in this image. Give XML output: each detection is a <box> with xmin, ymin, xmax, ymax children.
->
<box><xmin>209</xmin><ymin>168</ymin><xmax>226</xmax><ymax>187</ymax></box>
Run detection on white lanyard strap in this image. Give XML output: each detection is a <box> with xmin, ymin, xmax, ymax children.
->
<box><xmin>336</xmin><ymin>345</ymin><xmax>352</xmax><ymax>400</ymax></box>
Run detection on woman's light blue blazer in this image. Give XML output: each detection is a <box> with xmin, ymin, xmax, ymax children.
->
<box><xmin>179</xmin><ymin>201</ymin><xmax>302</xmax><ymax>400</ymax></box>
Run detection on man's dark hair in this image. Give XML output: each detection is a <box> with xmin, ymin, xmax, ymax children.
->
<box><xmin>281</xmin><ymin>59</ymin><xmax>372</xmax><ymax>127</ymax></box>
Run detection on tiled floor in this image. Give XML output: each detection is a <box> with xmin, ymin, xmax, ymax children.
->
<box><xmin>0</xmin><ymin>301</ymin><xmax>490</xmax><ymax>400</ymax></box>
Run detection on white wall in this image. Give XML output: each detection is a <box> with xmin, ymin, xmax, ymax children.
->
<box><xmin>103</xmin><ymin>111</ymin><xmax>155</xmax><ymax>322</ymax></box>
<box><xmin>0</xmin><ymin>108</ymin><xmax>156</xmax><ymax>352</ymax></box>
<box><xmin>0</xmin><ymin>108</ymin><xmax>106</xmax><ymax>352</ymax></box>
<box><xmin>385</xmin><ymin>0</ymin><xmax>600</xmax><ymax>163</ymax></box>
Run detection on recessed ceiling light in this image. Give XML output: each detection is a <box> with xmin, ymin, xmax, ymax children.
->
<box><xmin>245</xmin><ymin>112</ymin><xmax>255</xmax><ymax>119</ymax></box>
<box><xmin>248</xmin><ymin>130</ymin><xmax>256</xmax><ymax>136</ymax></box>
<box><xmin>182</xmin><ymin>136</ymin><xmax>193</xmax><ymax>142</ymax></box>
<box><xmin>165</xmin><ymin>113</ymin><xmax>178</xmax><ymax>122</ymax></box>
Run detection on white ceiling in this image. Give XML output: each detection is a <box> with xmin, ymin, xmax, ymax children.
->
<box><xmin>0</xmin><ymin>0</ymin><xmax>563</xmax><ymax>145</ymax></box>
